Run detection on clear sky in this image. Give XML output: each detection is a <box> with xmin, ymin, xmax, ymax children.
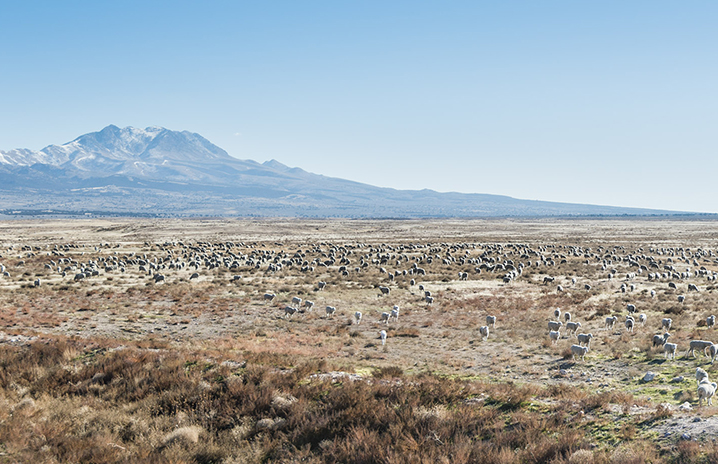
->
<box><xmin>1</xmin><ymin>1</ymin><xmax>716</xmax><ymax>213</ymax></box>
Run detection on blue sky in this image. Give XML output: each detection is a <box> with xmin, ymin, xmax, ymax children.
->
<box><xmin>1</xmin><ymin>1</ymin><xmax>716</xmax><ymax>213</ymax></box>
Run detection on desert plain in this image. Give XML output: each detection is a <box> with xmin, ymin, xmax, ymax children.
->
<box><xmin>1</xmin><ymin>217</ymin><xmax>718</xmax><ymax>463</ymax></box>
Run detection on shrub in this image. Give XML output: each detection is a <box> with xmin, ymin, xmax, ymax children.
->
<box><xmin>664</xmin><ymin>306</ymin><xmax>684</xmax><ymax>315</ymax></box>
<box><xmin>372</xmin><ymin>366</ymin><xmax>403</xmax><ymax>379</ymax></box>
<box><xmin>394</xmin><ymin>327</ymin><xmax>420</xmax><ymax>338</ymax></box>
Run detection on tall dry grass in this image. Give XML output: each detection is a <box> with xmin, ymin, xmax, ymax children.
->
<box><xmin>0</xmin><ymin>337</ymin><xmax>710</xmax><ymax>463</ymax></box>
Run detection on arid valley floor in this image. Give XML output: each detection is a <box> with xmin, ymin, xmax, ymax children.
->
<box><xmin>2</xmin><ymin>218</ymin><xmax>718</xmax><ymax>463</ymax></box>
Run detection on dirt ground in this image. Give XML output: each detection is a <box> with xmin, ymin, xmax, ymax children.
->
<box><xmin>2</xmin><ymin>217</ymin><xmax>718</xmax><ymax>446</ymax></box>
<box><xmin>2</xmin><ymin>216</ymin><xmax>718</xmax><ymax>244</ymax></box>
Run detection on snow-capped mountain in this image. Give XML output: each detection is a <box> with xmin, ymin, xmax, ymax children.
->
<box><xmin>2</xmin><ymin>125</ymin><xmax>234</xmax><ymax>166</ymax></box>
<box><xmin>0</xmin><ymin>125</ymin><xmax>267</xmax><ymax>184</ymax></box>
<box><xmin>0</xmin><ymin>125</ymin><xmax>692</xmax><ymax>217</ymax></box>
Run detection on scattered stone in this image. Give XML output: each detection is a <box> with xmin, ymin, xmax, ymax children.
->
<box><xmin>693</xmin><ymin>417</ymin><xmax>702</xmax><ymax>422</ymax></box>
<box><xmin>162</xmin><ymin>426</ymin><xmax>203</xmax><ymax>446</ymax></box>
<box><xmin>271</xmin><ymin>394</ymin><xmax>297</xmax><ymax>410</ymax></box>
<box><xmin>309</xmin><ymin>371</ymin><xmax>363</xmax><ymax>382</ymax></box>
<box><xmin>255</xmin><ymin>418</ymin><xmax>276</xmax><ymax>431</ymax></box>
<box><xmin>671</xmin><ymin>376</ymin><xmax>685</xmax><ymax>383</ymax></box>
<box><xmin>643</xmin><ymin>371</ymin><xmax>656</xmax><ymax>382</ymax></box>
<box><xmin>681</xmin><ymin>433</ymin><xmax>692</xmax><ymax>441</ymax></box>
<box><xmin>462</xmin><ymin>397</ymin><xmax>485</xmax><ymax>406</ymax></box>
<box><xmin>255</xmin><ymin>417</ymin><xmax>286</xmax><ymax>431</ymax></box>
<box><xmin>679</xmin><ymin>402</ymin><xmax>693</xmax><ymax>411</ymax></box>
<box><xmin>91</xmin><ymin>372</ymin><xmax>108</xmax><ymax>384</ymax></box>
<box><xmin>221</xmin><ymin>360</ymin><xmax>247</xmax><ymax>369</ymax></box>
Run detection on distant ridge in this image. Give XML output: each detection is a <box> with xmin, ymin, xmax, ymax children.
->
<box><xmin>0</xmin><ymin>125</ymin><xmax>699</xmax><ymax>218</ymax></box>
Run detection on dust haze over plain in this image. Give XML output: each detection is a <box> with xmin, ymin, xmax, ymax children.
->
<box><xmin>0</xmin><ymin>2</ymin><xmax>716</xmax><ymax>213</ymax></box>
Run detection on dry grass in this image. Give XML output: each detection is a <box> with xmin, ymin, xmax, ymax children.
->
<box><xmin>0</xmin><ymin>337</ymin><xmax>689</xmax><ymax>463</ymax></box>
<box><xmin>0</xmin><ymin>218</ymin><xmax>718</xmax><ymax>461</ymax></box>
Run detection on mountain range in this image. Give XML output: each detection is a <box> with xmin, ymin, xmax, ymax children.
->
<box><xmin>0</xmin><ymin>125</ymin><xmax>695</xmax><ymax>218</ymax></box>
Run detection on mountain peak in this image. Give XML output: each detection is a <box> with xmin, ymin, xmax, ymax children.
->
<box><xmin>66</xmin><ymin>125</ymin><xmax>236</xmax><ymax>164</ymax></box>
<box><xmin>1</xmin><ymin>125</ymin><xmax>237</xmax><ymax>171</ymax></box>
<box><xmin>263</xmin><ymin>159</ymin><xmax>291</xmax><ymax>171</ymax></box>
